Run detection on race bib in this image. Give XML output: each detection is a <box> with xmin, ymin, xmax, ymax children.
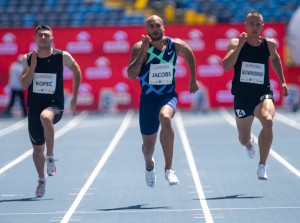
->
<box><xmin>33</xmin><ymin>73</ymin><xmax>56</xmax><ymax>94</ymax></box>
<box><xmin>149</xmin><ymin>63</ymin><xmax>173</xmax><ymax>85</ymax></box>
<box><xmin>240</xmin><ymin>62</ymin><xmax>264</xmax><ymax>85</ymax></box>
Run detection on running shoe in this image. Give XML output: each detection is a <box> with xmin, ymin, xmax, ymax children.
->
<box><xmin>246</xmin><ymin>135</ymin><xmax>255</xmax><ymax>159</ymax></box>
<box><xmin>36</xmin><ymin>180</ymin><xmax>46</xmax><ymax>198</ymax></box>
<box><xmin>47</xmin><ymin>158</ymin><xmax>56</xmax><ymax>176</ymax></box>
<box><xmin>257</xmin><ymin>164</ymin><xmax>268</xmax><ymax>180</ymax></box>
<box><xmin>145</xmin><ymin>157</ymin><xmax>156</xmax><ymax>188</ymax></box>
<box><xmin>165</xmin><ymin>169</ymin><xmax>180</xmax><ymax>186</ymax></box>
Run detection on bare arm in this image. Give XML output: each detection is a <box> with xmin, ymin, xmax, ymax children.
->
<box><xmin>127</xmin><ymin>35</ymin><xmax>151</xmax><ymax>80</ymax></box>
<box><xmin>222</xmin><ymin>32</ymin><xmax>247</xmax><ymax>71</ymax></box>
<box><xmin>174</xmin><ymin>38</ymin><xmax>199</xmax><ymax>93</ymax></box>
<box><xmin>267</xmin><ymin>38</ymin><xmax>289</xmax><ymax>97</ymax></box>
<box><xmin>63</xmin><ymin>51</ymin><xmax>82</xmax><ymax>115</ymax></box>
<box><xmin>21</xmin><ymin>50</ymin><xmax>37</xmax><ymax>89</ymax></box>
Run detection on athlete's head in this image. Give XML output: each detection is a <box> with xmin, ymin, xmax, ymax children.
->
<box><xmin>34</xmin><ymin>25</ymin><xmax>53</xmax><ymax>48</ymax></box>
<box><xmin>244</xmin><ymin>11</ymin><xmax>264</xmax><ymax>37</ymax></box>
<box><xmin>146</xmin><ymin>15</ymin><xmax>164</xmax><ymax>42</ymax></box>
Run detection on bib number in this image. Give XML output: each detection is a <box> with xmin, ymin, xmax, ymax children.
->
<box><xmin>240</xmin><ymin>62</ymin><xmax>264</xmax><ymax>85</ymax></box>
<box><xmin>149</xmin><ymin>63</ymin><xmax>173</xmax><ymax>85</ymax></box>
<box><xmin>33</xmin><ymin>73</ymin><xmax>56</xmax><ymax>94</ymax></box>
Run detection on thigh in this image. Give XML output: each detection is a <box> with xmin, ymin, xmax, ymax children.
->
<box><xmin>28</xmin><ymin>108</ymin><xmax>45</xmax><ymax>145</ymax></box>
<box><xmin>139</xmin><ymin>99</ymin><xmax>160</xmax><ymax>135</ymax></box>
<box><xmin>254</xmin><ymin>99</ymin><xmax>275</xmax><ymax>121</ymax></box>
<box><xmin>236</xmin><ymin>115</ymin><xmax>254</xmax><ymax>137</ymax></box>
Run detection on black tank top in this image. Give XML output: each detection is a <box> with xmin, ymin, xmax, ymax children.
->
<box><xmin>27</xmin><ymin>49</ymin><xmax>64</xmax><ymax>109</ymax></box>
<box><xmin>232</xmin><ymin>37</ymin><xmax>270</xmax><ymax>98</ymax></box>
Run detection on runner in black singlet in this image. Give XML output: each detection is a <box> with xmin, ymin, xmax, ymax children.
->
<box><xmin>21</xmin><ymin>25</ymin><xmax>82</xmax><ymax>197</ymax></box>
<box><xmin>127</xmin><ymin>15</ymin><xmax>199</xmax><ymax>187</ymax></box>
<box><xmin>222</xmin><ymin>11</ymin><xmax>289</xmax><ymax>180</ymax></box>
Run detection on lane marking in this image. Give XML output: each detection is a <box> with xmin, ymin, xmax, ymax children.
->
<box><xmin>0</xmin><ymin>119</ymin><xmax>27</xmax><ymax>137</ymax></box>
<box><xmin>219</xmin><ymin>108</ymin><xmax>300</xmax><ymax>178</ymax></box>
<box><xmin>61</xmin><ymin>110</ymin><xmax>133</xmax><ymax>223</ymax></box>
<box><xmin>1</xmin><ymin>206</ymin><xmax>300</xmax><ymax>216</ymax></box>
<box><xmin>0</xmin><ymin>111</ymin><xmax>88</xmax><ymax>175</ymax></box>
<box><xmin>175</xmin><ymin>111</ymin><xmax>214</xmax><ymax>223</ymax></box>
<box><xmin>275</xmin><ymin>112</ymin><xmax>300</xmax><ymax>130</ymax></box>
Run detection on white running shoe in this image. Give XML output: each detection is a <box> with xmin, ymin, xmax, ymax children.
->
<box><xmin>47</xmin><ymin>158</ymin><xmax>56</xmax><ymax>176</ymax></box>
<box><xmin>165</xmin><ymin>169</ymin><xmax>180</xmax><ymax>186</ymax></box>
<box><xmin>246</xmin><ymin>135</ymin><xmax>255</xmax><ymax>159</ymax></box>
<box><xmin>36</xmin><ymin>180</ymin><xmax>46</xmax><ymax>198</ymax></box>
<box><xmin>145</xmin><ymin>157</ymin><xmax>156</xmax><ymax>188</ymax></box>
<box><xmin>257</xmin><ymin>164</ymin><xmax>268</xmax><ymax>180</ymax></box>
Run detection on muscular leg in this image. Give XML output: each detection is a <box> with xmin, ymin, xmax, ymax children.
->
<box><xmin>159</xmin><ymin>105</ymin><xmax>174</xmax><ymax>170</ymax></box>
<box><xmin>32</xmin><ymin>144</ymin><xmax>46</xmax><ymax>179</ymax></box>
<box><xmin>254</xmin><ymin>99</ymin><xmax>275</xmax><ymax>165</ymax></box>
<box><xmin>142</xmin><ymin>133</ymin><xmax>157</xmax><ymax>170</ymax></box>
<box><xmin>40</xmin><ymin>108</ymin><xmax>55</xmax><ymax>157</ymax></box>
<box><xmin>236</xmin><ymin>115</ymin><xmax>254</xmax><ymax>149</ymax></box>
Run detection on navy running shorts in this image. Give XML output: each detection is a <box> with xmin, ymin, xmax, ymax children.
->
<box><xmin>28</xmin><ymin>106</ymin><xmax>63</xmax><ymax>145</ymax></box>
<box><xmin>234</xmin><ymin>92</ymin><xmax>274</xmax><ymax>118</ymax></box>
<box><xmin>139</xmin><ymin>93</ymin><xmax>178</xmax><ymax>135</ymax></box>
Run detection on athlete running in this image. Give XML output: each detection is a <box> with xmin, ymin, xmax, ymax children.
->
<box><xmin>222</xmin><ymin>11</ymin><xmax>289</xmax><ymax>180</ymax></box>
<box><xmin>127</xmin><ymin>15</ymin><xmax>199</xmax><ymax>187</ymax></box>
<box><xmin>21</xmin><ymin>25</ymin><xmax>82</xmax><ymax>197</ymax></box>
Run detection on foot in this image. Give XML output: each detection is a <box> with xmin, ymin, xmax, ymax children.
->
<box><xmin>165</xmin><ymin>169</ymin><xmax>180</xmax><ymax>186</ymax></box>
<box><xmin>46</xmin><ymin>158</ymin><xmax>56</xmax><ymax>176</ymax></box>
<box><xmin>145</xmin><ymin>157</ymin><xmax>156</xmax><ymax>188</ymax></box>
<box><xmin>246</xmin><ymin>135</ymin><xmax>255</xmax><ymax>159</ymax></box>
<box><xmin>257</xmin><ymin>164</ymin><xmax>268</xmax><ymax>180</ymax></box>
<box><xmin>36</xmin><ymin>180</ymin><xmax>46</xmax><ymax>198</ymax></box>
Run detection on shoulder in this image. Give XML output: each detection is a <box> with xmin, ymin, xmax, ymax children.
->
<box><xmin>132</xmin><ymin>41</ymin><xmax>143</xmax><ymax>50</ymax></box>
<box><xmin>265</xmin><ymin>37</ymin><xmax>277</xmax><ymax>51</ymax></box>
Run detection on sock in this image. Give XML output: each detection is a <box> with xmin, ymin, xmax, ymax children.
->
<box><xmin>46</xmin><ymin>155</ymin><xmax>54</xmax><ymax>159</ymax></box>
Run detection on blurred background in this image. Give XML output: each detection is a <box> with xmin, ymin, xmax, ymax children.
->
<box><xmin>0</xmin><ymin>0</ymin><xmax>299</xmax><ymax>117</ymax></box>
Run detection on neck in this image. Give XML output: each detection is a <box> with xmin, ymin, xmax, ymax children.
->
<box><xmin>247</xmin><ymin>36</ymin><xmax>261</xmax><ymax>46</ymax></box>
<box><xmin>37</xmin><ymin>47</ymin><xmax>53</xmax><ymax>58</ymax></box>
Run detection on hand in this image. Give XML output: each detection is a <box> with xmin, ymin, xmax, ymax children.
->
<box><xmin>31</xmin><ymin>50</ymin><xmax>37</xmax><ymax>69</ymax></box>
<box><xmin>189</xmin><ymin>80</ymin><xmax>199</xmax><ymax>93</ymax></box>
<box><xmin>70</xmin><ymin>97</ymin><xmax>77</xmax><ymax>115</ymax></box>
<box><xmin>237</xmin><ymin>32</ymin><xmax>247</xmax><ymax>49</ymax></box>
<box><xmin>141</xmin><ymin>34</ymin><xmax>151</xmax><ymax>50</ymax></box>
<box><xmin>281</xmin><ymin>82</ymin><xmax>289</xmax><ymax>97</ymax></box>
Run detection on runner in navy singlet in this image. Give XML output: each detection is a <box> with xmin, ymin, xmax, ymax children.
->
<box><xmin>222</xmin><ymin>11</ymin><xmax>289</xmax><ymax>180</ymax></box>
<box><xmin>127</xmin><ymin>15</ymin><xmax>199</xmax><ymax>187</ymax></box>
<box><xmin>21</xmin><ymin>25</ymin><xmax>82</xmax><ymax>197</ymax></box>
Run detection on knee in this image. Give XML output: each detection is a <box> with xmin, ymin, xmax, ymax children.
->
<box><xmin>33</xmin><ymin>147</ymin><xmax>44</xmax><ymax>158</ymax></box>
<box><xmin>142</xmin><ymin>142</ymin><xmax>155</xmax><ymax>153</ymax></box>
<box><xmin>160</xmin><ymin>114</ymin><xmax>172</xmax><ymax>129</ymax></box>
<box><xmin>261</xmin><ymin>114</ymin><xmax>273</xmax><ymax>129</ymax></box>
<box><xmin>40</xmin><ymin>113</ymin><xmax>52</xmax><ymax>127</ymax></box>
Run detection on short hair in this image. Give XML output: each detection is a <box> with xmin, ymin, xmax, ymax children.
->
<box><xmin>246</xmin><ymin>11</ymin><xmax>263</xmax><ymax>22</ymax></box>
<box><xmin>35</xmin><ymin>25</ymin><xmax>53</xmax><ymax>36</ymax></box>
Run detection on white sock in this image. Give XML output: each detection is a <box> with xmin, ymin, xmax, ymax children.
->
<box><xmin>46</xmin><ymin>155</ymin><xmax>54</xmax><ymax>159</ymax></box>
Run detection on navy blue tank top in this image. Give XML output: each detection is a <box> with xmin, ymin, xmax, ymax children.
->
<box><xmin>138</xmin><ymin>37</ymin><xmax>177</xmax><ymax>99</ymax></box>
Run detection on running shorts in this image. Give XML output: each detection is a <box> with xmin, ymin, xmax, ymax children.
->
<box><xmin>139</xmin><ymin>93</ymin><xmax>178</xmax><ymax>135</ymax></box>
<box><xmin>28</xmin><ymin>106</ymin><xmax>63</xmax><ymax>145</ymax></box>
<box><xmin>234</xmin><ymin>92</ymin><xmax>274</xmax><ymax>118</ymax></box>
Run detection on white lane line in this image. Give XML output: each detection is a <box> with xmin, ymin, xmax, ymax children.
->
<box><xmin>219</xmin><ymin>108</ymin><xmax>300</xmax><ymax>178</ymax></box>
<box><xmin>61</xmin><ymin>110</ymin><xmax>133</xmax><ymax>223</ymax></box>
<box><xmin>0</xmin><ymin>119</ymin><xmax>27</xmax><ymax>137</ymax></box>
<box><xmin>0</xmin><ymin>111</ymin><xmax>88</xmax><ymax>175</ymax></box>
<box><xmin>1</xmin><ymin>206</ymin><xmax>300</xmax><ymax>216</ymax></box>
<box><xmin>275</xmin><ymin>112</ymin><xmax>300</xmax><ymax>130</ymax></box>
<box><xmin>175</xmin><ymin>111</ymin><xmax>214</xmax><ymax>223</ymax></box>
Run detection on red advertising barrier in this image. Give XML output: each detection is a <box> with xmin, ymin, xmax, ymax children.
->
<box><xmin>0</xmin><ymin>24</ymin><xmax>286</xmax><ymax>112</ymax></box>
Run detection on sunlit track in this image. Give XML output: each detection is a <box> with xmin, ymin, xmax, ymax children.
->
<box><xmin>219</xmin><ymin>108</ymin><xmax>300</xmax><ymax>178</ymax></box>
<box><xmin>0</xmin><ymin>110</ymin><xmax>299</xmax><ymax>223</ymax></box>
<box><xmin>0</xmin><ymin>111</ymin><xmax>88</xmax><ymax>175</ymax></box>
